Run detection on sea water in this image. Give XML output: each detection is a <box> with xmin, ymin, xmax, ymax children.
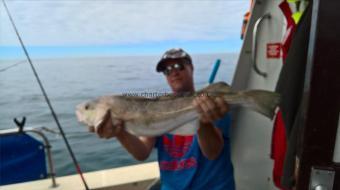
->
<box><xmin>0</xmin><ymin>53</ymin><xmax>237</xmax><ymax>176</ymax></box>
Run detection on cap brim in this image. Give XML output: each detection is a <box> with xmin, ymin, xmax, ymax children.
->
<box><xmin>156</xmin><ymin>59</ymin><xmax>167</xmax><ymax>72</ymax></box>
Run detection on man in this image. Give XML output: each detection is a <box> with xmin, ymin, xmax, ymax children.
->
<box><xmin>97</xmin><ymin>48</ymin><xmax>235</xmax><ymax>190</ymax></box>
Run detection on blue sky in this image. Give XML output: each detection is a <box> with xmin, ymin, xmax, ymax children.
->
<box><xmin>0</xmin><ymin>1</ymin><xmax>250</xmax><ymax>59</ymax></box>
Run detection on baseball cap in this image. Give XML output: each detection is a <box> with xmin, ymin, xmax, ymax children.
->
<box><xmin>156</xmin><ymin>48</ymin><xmax>192</xmax><ymax>72</ymax></box>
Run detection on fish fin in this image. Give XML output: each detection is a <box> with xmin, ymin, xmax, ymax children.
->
<box><xmin>198</xmin><ymin>81</ymin><xmax>232</xmax><ymax>95</ymax></box>
<box><xmin>241</xmin><ymin>90</ymin><xmax>281</xmax><ymax>119</ymax></box>
<box><xmin>156</xmin><ymin>81</ymin><xmax>232</xmax><ymax>100</ymax></box>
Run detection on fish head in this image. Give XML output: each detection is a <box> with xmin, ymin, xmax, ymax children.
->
<box><xmin>76</xmin><ymin>98</ymin><xmax>110</xmax><ymax>129</ymax></box>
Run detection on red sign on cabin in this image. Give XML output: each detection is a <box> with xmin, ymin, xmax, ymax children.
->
<box><xmin>267</xmin><ymin>43</ymin><xmax>282</xmax><ymax>58</ymax></box>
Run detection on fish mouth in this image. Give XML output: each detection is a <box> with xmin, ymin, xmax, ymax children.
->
<box><xmin>88</xmin><ymin>126</ymin><xmax>95</xmax><ymax>132</ymax></box>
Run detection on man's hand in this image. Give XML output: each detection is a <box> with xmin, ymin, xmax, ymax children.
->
<box><xmin>192</xmin><ymin>94</ymin><xmax>229</xmax><ymax>160</ymax></box>
<box><xmin>92</xmin><ymin>110</ymin><xmax>124</xmax><ymax>139</ymax></box>
<box><xmin>193</xmin><ymin>94</ymin><xmax>229</xmax><ymax>124</ymax></box>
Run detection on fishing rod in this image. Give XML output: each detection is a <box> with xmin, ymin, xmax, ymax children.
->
<box><xmin>0</xmin><ymin>60</ymin><xmax>26</xmax><ymax>72</ymax></box>
<box><xmin>1</xmin><ymin>1</ymin><xmax>90</xmax><ymax>189</ymax></box>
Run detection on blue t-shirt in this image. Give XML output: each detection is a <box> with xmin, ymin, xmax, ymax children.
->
<box><xmin>155</xmin><ymin>113</ymin><xmax>235</xmax><ymax>190</ymax></box>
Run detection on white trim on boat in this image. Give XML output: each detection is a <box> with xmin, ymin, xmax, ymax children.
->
<box><xmin>1</xmin><ymin>162</ymin><xmax>160</xmax><ymax>190</ymax></box>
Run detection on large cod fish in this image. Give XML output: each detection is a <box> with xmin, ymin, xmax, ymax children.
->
<box><xmin>76</xmin><ymin>82</ymin><xmax>280</xmax><ymax>136</ymax></box>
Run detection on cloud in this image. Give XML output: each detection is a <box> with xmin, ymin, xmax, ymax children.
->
<box><xmin>0</xmin><ymin>0</ymin><xmax>249</xmax><ymax>46</ymax></box>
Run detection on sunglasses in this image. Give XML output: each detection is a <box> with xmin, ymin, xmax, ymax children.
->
<box><xmin>162</xmin><ymin>63</ymin><xmax>185</xmax><ymax>76</ymax></box>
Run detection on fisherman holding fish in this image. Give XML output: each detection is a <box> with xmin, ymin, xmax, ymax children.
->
<box><xmin>76</xmin><ymin>48</ymin><xmax>280</xmax><ymax>189</ymax></box>
<box><xmin>97</xmin><ymin>48</ymin><xmax>235</xmax><ymax>190</ymax></box>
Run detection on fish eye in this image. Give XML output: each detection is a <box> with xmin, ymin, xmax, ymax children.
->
<box><xmin>85</xmin><ymin>104</ymin><xmax>90</xmax><ymax>110</ymax></box>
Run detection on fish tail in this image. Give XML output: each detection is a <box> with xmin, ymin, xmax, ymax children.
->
<box><xmin>242</xmin><ymin>90</ymin><xmax>281</xmax><ymax>119</ymax></box>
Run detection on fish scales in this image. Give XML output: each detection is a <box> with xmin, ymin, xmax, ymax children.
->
<box><xmin>76</xmin><ymin>82</ymin><xmax>280</xmax><ymax>136</ymax></box>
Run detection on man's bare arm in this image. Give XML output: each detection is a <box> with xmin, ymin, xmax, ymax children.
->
<box><xmin>116</xmin><ymin>131</ymin><xmax>155</xmax><ymax>161</ymax></box>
